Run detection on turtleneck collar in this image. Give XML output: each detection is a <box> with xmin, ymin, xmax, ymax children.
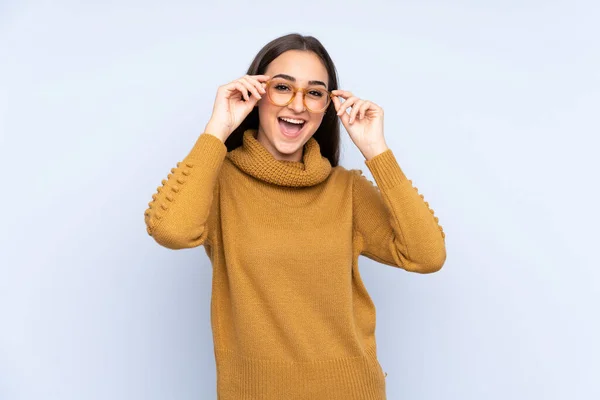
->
<box><xmin>225</xmin><ymin>129</ymin><xmax>332</xmax><ymax>187</ymax></box>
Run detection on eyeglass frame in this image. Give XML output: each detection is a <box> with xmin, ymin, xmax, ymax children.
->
<box><xmin>263</xmin><ymin>78</ymin><xmax>334</xmax><ymax>113</ymax></box>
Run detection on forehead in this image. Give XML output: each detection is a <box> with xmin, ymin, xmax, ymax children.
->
<box><xmin>265</xmin><ymin>50</ymin><xmax>328</xmax><ymax>84</ymax></box>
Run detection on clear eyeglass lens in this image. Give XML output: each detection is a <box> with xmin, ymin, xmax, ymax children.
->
<box><xmin>268</xmin><ymin>80</ymin><xmax>329</xmax><ymax>111</ymax></box>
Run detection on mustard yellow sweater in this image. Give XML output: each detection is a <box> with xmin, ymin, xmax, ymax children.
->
<box><xmin>144</xmin><ymin>129</ymin><xmax>446</xmax><ymax>399</ymax></box>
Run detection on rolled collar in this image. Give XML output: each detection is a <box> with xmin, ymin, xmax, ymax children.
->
<box><xmin>226</xmin><ymin>129</ymin><xmax>332</xmax><ymax>187</ymax></box>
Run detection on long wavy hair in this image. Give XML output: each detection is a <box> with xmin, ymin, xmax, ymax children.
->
<box><xmin>224</xmin><ymin>33</ymin><xmax>341</xmax><ymax>167</ymax></box>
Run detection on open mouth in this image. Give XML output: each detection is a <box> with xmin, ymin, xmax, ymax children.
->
<box><xmin>278</xmin><ymin>117</ymin><xmax>306</xmax><ymax>138</ymax></box>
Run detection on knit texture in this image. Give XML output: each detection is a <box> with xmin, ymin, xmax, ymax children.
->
<box><xmin>226</xmin><ymin>129</ymin><xmax>332</xmax><ymax>187</ymax></box>
<box><xmin>144</xmin><ymin>129</ymin><xmax>446</xmax><ymax>399</ymax></box>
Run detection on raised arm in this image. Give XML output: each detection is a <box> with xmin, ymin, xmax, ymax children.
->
<box><xmin>352</xmin><ymin>149</ymin><xmax>446</xmax><ymax>273</ymax></box>
<box><xmin>144</xmin><ymin>133</ymin><xmax>227</xmax><ymax>249</ymax></box>
<box><xmin>145</xmin><ymin>73</ymin><xmax>271</xmax><ymax>249</ymax></box>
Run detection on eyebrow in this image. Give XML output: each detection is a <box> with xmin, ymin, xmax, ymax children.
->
<box><xmin>271</xmin><ymin>74</ymin><xmax>327</xmax><ymax>89</ymax></box>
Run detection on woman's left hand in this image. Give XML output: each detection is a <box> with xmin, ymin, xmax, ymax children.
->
<box><xmin>332</xmin><ymin>90</ymin><xmax>389</xmax><ymax>160</ymax></box>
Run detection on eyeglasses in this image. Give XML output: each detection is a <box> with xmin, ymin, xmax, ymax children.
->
<box><xmin>264</xmin><ymin>78</ymin><xmax>333</xmax><ymax>113</ymax></box>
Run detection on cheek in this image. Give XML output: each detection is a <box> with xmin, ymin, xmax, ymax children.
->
<box><xmin>257</xmin><ymin>101</ymin><xmax>285</xmax><ymax>138</ymax></box>
<box><xmin>258</xmin><ymin>100</ymin><xmax>277</xmax><ymax>121</ymax></box>
<box><xmin>309</xmin><ymin>113</ymin><xmax>325</xmax><ymax>129</ymax></box>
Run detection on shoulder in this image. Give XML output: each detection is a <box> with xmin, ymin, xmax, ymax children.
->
<box><xmin>337</xmin><ymin>166</ymin><xmax>380</xmax><ymax>197</ymax></box>
<box><xmin>331</xmin><ymin>165</ymin><xmax>371</xmax><ymax>181</ymax></box>
<box><xmin>327</xmin><ymin>165</ymin><xmax>372</xmax><ymax>190</ymax></box>
<box><xmin>328</xmin><ymin>165</ymin><xmax>360</xmax><ymax>181</ymax></box>
<box><xmin>330</xmin><ymin>164</ymin><xmax>362</xmax><ymax>175</ymax></box>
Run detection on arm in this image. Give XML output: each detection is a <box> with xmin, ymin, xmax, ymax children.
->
<box><xmin>144</xmin><ymin>133</ymin><xmax>227</xmax><ymax>249</ymax></box>
<box><xmin>352</xmin><ymin>149</ymin><xmax>446</xmax><ymax>273</ymax></box>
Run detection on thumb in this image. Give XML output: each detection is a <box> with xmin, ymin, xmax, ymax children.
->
<box><xmin>332</xmin><ymin>96</ymin><xmax>351</xmax><ymax>128</ymax></box>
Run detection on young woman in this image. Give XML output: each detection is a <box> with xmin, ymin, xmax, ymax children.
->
<box><xmin>144</xmin><ymin>33</ymin><xmax>446</xmax><ymax>399</ymax></box>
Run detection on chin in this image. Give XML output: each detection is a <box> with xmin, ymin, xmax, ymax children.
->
<box><xmin>273</xmin><ymin>136</ymin><xmax>304</xmax><ymax>153</ymax></box>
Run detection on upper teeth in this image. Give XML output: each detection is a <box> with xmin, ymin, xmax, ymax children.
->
<box><xmin>280</xmin><ymin>117</ymin><xmax>304</xmax><ymax>124</ymax></box>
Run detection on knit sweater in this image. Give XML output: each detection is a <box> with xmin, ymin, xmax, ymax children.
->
<box><xmin>144</xmin><ymin>129</ymin><xmax>446</xmax><ymax>399</ymax></box>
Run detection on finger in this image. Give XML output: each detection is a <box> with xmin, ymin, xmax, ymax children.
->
<box><xmin>357</xmin><ymin>101</ymin><xmax>371</xmax><ymax>120</ymax></box>
<box><xmin>244</xmin><ymin>75</ymin><xmax>267</xmax><ymax>94</ymax></box>
<box><xmin>337</xmin><ymin>96</ymin><xmax>359</xmax><ymax>116</ymax></box>
<box><xmin>331</xmin><ymin>89</ymin><xmax>353</xmax><ymax>99</ymax></box>
<box><xmin>338</xmin><ymin>105</ymin><xmax>350</xmax><ymax>126</ymax></box>
<box><xmin>249</xmin><ymin>74</ymin><xmax>271</xmax><ymax>82</ymax></box>
<box><xmin>249</xmin><ymin>75</ymin><xmax>271</xmax><ymax>94</ymax></box>
<box><xmin>332</xmin><ymin>95</ymin><xmax>342</xmax><ymax>113</ymax></box>
<box><xmin>229</xmin><ymin>82</ymin><xmax>250</xmax><ymax>101</ymax></box>
<box><xmin>349</xmin><ymin>100</ymin><xmax>365</xmax><ymax>124</ymax></box>
<box><xmin>239</xmin><ymin>77</ymin><xmax>262</xmax><ymax>100</ymax></box>
<box><xmin>333</xmin><ymin>96</ymin><xmax>349</xmax><ymax>122</ymax></box>
<box><xmin>332</xmin><ymin>96</ymin><xmax>351</xmax><ymax>126</ymax></box>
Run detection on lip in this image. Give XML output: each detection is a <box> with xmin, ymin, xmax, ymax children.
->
<box><xmin>277</xmin><ymin>117</ymin><xmax>305</xmax><ymax>138</ymax></box>
<box><xmin>278</xmin><ymin>116</ymin><xmax>307</xmax><ymax>123</ymax></box>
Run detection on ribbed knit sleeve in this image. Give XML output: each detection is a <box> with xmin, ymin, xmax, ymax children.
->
<box><xmin>352</xmin><ymin>149</ymin><xmax>446</xmax><ymax>273</ymax></box>
<box><xmin>144</xmin><ymin>133</ymin><xmax>227</xmax><ymax>249</ymax></box>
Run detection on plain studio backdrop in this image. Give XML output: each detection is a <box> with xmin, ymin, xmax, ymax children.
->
<box><xmin>1</xmin><ymin>1</ymin><xmax>598</xmax><ymax>399</ymax></box>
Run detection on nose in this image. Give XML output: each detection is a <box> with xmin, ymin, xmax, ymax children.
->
<box><xmin>288</xmin><ymin>91</ymin><xmax>305</xmax><ymax>113</ymax></box>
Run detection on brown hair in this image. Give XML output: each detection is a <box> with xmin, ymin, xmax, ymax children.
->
<box><xmin>224</xmin><ymin>33</ymin><xmax>341</xmax><ymax>167</ymax></box>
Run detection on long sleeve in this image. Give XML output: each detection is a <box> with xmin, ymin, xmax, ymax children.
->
<box><xmin>352</xmin><ymin>149</ymin><xmax>446</xmax><ymax>273</ymax></box>
<box><xmin>144</xmin><ymin>133</ymin><xmax>228</xmax><ymax>249</ymax></box>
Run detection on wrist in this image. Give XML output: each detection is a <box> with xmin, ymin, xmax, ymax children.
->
<box><xmin>363</xmin><ymin>142</ymin><xmax>389</xmax><ymax>161</ymax></box>
<box><xmin>204</xmin><ymin>121</ymin><xmax>229</xmax><ymax>143</ymax></box>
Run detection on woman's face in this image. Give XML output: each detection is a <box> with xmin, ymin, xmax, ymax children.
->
<box><xmin>256</xmin><ymin>50</ymin><xmax>329</xmax><ymax>162</ymax></box>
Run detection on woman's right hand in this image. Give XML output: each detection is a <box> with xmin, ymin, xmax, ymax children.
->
<box><xmin>204</xmin><ymin>74</ymin><xmax>270</xmax><ymax>141</ymax></box>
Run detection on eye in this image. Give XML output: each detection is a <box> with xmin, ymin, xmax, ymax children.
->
<box><xmin>274</xmin><ymin>84</ymin><xmax>291</xmax><ymax>92</ymax></box>
<box><xmin>308</xmin><ymin>90</ymin><xmax>324</xmax><ymax>98</ymax></box>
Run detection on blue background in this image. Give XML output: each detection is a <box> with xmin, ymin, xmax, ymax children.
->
<box><xmin>1</xmin><ymin>1</ymin><xmax>598</xmax><ymax>398</ymax></box>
